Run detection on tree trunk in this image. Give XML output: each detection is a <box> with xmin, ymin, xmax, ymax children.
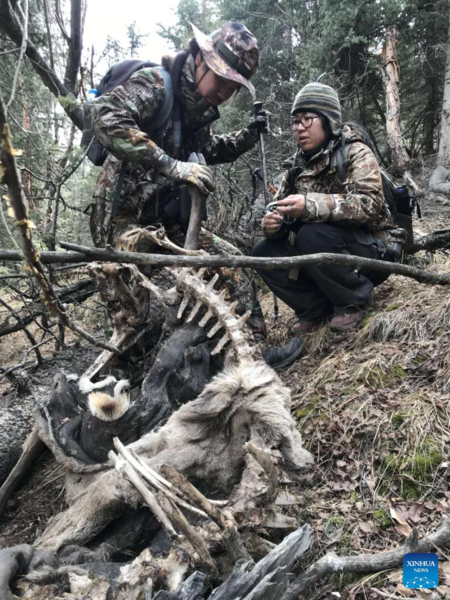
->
<box><xmin>381</xmin><ymin>27</ymin><xmax>409</xmax><ymax>176</ymax></box>
<box><xmin>438</xmin><ymin>8</ymin><xmax>450</xmax><ymax>166</ymax></box>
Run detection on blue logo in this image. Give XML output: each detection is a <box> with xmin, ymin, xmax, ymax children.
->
<box><xmin>403</xmin><ymin>553</ymin><xmax>438</xmax><ymax>589</ymax></box>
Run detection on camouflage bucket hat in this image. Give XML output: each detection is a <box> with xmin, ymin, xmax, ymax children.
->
<box><xmin>191</xmin><ymin>22</ymin><xmax>259</xmax><ymax>98</ymax></box>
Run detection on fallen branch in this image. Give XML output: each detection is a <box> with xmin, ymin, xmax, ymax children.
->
<box><xmin>0</xmin><ymin>426</ymin><xmax>45</xmax><ymax>517</ymax></box>
<box><xmin>410</xmin><ymin>231</ymin><xmax>450</xmax><ymax>254</ymax></box>
<box><xmin>281</xmin><ymin>517</ymin><xmax>450</xmax><ymax>599</ymax></box>
<box><xmin>2</xmin><ymin>244</ymin><xmax>449</xmax><ymax>285</ymax></box>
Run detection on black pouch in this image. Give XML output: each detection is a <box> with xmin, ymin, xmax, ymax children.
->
<box><xmin>392</xmin><ymin>186</ymin><xmax>414</xmax><ymax>250</ymax></box>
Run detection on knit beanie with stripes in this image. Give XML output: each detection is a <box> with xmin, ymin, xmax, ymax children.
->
<box><xmin>291</xmin><ymin>83</ymin><xmax>342</xmax><ymax>136</ymax></box>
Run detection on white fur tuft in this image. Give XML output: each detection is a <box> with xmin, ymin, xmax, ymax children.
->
<box><xmin>65</xmin><ymin>373</ymin><xmax>79</xmax><ymax>382</ymax></box>
<box><xmin>113</xmin><ymin>379</ymin><xmax>130</xmax><ymax>399</ymax></box>
<box><xmin>78</xmin><ymin>375</ymin><xmax>117</xmax><ymax>394</ymax></box>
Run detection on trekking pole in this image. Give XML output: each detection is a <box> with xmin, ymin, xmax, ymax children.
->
<box><xmin>253</xmin><ymin>101</ymin><xmax>280</xmax><ymax>320</ymax></box>
<box><xmin>253</xmin><ymin>101</ymin><xmax>269</xmax><ymax>204</ymax></box>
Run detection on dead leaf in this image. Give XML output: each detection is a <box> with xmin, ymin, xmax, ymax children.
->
<box><xmin>436</xmin><ymin>500</ymin><xmax>450</xmax><ymax>514</ymax></box>
<box><xmin>395</xmin><ymin>583</ymin><xmax>414</xmax><ymax>597</ymax></box>
<box><xmin>389</xmin><ymin>502</ymin><xmax>413</xmax><ymax>536</ymax></box>
<box><xmin>394</xmin><ymin>523</ymin><xmax>413</xmax><ymax>537</ymax></box>
<box><xmin>407</xmin><ymin>502</ymin><xmax>424</xmax><ymax>523</ymax></box>
<box><xmin>440</xmin><ymin>561</ymin><xmax>450</xmax><ymax>583</ymax></box>
<box><xmin>359</xmin><ymin>521</ymin><xmax>374</xmax><ymax>534</ymax></box>
<box><xmin>388</xmin><ymin>568</ymin><xmax>404</xmax><ymax>584</ymax></box>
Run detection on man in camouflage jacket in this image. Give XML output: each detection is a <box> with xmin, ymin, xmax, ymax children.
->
<box><xmin>253</xmin><ymin>82</ymin><xmax>405</xmax><ymax>333</ymax></box>
<box><xmin>90</xmin><ymin>22</ymin><xmax>265</xmax><ymax>247</ymax></box>
<box><xmin>89</xmin><ymin>22</ymin><xmax>282</xmax><ymax>350</ymax></box>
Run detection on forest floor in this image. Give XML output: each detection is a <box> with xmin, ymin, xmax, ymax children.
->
<box><xmin>1</xmin><ymin>163</ymin><xmax>450</xmax><ymax>598</ymax></box>
<box><xmin>259</xmin><ymin>181</ymin><xmax>450</xmax><ymax>599</ymax></box>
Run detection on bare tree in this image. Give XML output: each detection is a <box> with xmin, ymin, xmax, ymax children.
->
<box><xmin>0</xmin><ymin>0</ymin><xmax>84</xmax><ymax>129</ymax></box>
<box><xmin>381</xmin><ymin>27</ymin><xmax>409</xmax><ymax>176</ymax></box>
<box><xmin>437</xmin><ymin>7</ymin><xmax>450</xmax><ymax>167</ymax></box>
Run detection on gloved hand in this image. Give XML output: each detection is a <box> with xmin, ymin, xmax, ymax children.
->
<box><xmin>157</xmin><ymin>156</ymin><xmax>215</xmax><ymax>195</ymax></box>
<box><xmin>247</xmin><ymin>110</ymin><xmax>270</xmax><ymax>137</ymax></box>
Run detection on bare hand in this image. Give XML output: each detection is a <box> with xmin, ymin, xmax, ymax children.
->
<box><xmin>262</xmin><ymin>210</ymin><xmax>283</xmax><ymax>234</ymax></box>
<box><xmin>274</xmin><ymin>195</ymin><xmax>306</xmax><ymax>219</ymax></box>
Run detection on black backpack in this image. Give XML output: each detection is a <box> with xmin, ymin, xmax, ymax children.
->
<box><xmin>333</xmin><ymin>123</ymin><xmax>420</xmax><ymax>249</ymax></box>
<box><xmin>81</xmin><ymin>55</ymin><xmax>188</xmax><ymax>166</ymax></box>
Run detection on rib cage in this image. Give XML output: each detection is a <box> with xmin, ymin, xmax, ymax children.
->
<box><xmin>175</xmin><ymin>268</ymin><xmax>254</xmax><ymax>361</ymax></box>
<box><xmin>108</xmin><ymin>227</ymin><xmax>256</xmax><ymax>362</ymax></box>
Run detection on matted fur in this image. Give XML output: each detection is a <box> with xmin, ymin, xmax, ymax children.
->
<box><xmin>133</xmin><ymin>359</ymin><xmax>313</xmax><ymax>492</ymax></box>
<box><xmin>38</xmin><ymin>360</ymin><xmax>312</xmax><ymax>550</ymax></box>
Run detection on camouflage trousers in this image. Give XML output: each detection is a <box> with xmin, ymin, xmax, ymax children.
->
<box><xmin>90</xmin><ymin>154</ymin><xmax>267</xmax><ymax>338</ymax></box>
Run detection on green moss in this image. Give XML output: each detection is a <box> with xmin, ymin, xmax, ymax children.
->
<box><xmin>359</xmin><ymin>363</ymin><xmax>408</xmax><ymax>388</ymax></box>
<box><xmin>339</xmin><ymin>532</ymin><xmax>352</xmax><ymax>551</ymax></box>
<box><xmin>383</xmin><ymin>439</ymin><xmax>443</xmax><ymax>500</ymax></box>
<box><xmin>391</xmin><ymin>411</ymin><xmax>409</xmax><ymax>428</ymax></box>
<box><xmin>327</xmin><ymin>516</ymin><xmax>345</xmax><ymax>526</ymax></box>
<box><xmin>295</xmin><ymin>395</ymin><xmax>321</xmax><ymax>419</ymax></box>
<box><xmin>386</xmin><ymin>302</ymin><xmax>403</xmax><ymax>312</ymax></box>
<box><xmin>342</xmin><ymin>387</ymin><xmax>359</xmax><ymax>396</ymax></box>
<box><xmin>392</xmin><ymin>365</ymin><xmax>408</xmax><ymax>378</ymax></box>
<box><xmin>414</xmin><ymin>355</ymin><xmax>427</xmax><ymax>365</ymax></box>
<box><xmin>401</xmin><ymin>481</ymin><xmax>420</xmax><ymax>500</ymax></box>
<box><xmin>373</xmin><ymin>509</ymin><xmax>392</xmax><ymax>528</ymax></box>
<box><xmin>351</xmin><ymin>491</ymin><xmax>362</xmax><ymax>503</ymax></box>
<box><xmin>331</xmin><ymin>572</ymin><xmax>362</xmax><ymax>588</ymax></box>
<box><xmin>410</xmin><ymin>447</ymin><xmax>442</xmax><ymax>477</ymax></box>
<box><xmin>58</xmin><ymin>95</ymin><xmax>78</xmax><ymax>110</ymax></box>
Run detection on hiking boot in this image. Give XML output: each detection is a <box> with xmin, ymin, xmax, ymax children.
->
<box><xmin>263</xmin><ymin>338</ymin><xmax>305</xmax><ymax>371</ymax></box>
<box><xmin>292</xmin><ymin>319</ymin><xmax>323</xmax><ymax>335</ymax></box>
<box><xmin>330</xmin><ymin>310</ymin><xmax>365</xmax><ymax>332</ymax></box>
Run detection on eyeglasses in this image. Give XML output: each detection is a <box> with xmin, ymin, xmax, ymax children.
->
<box><xmin>292</xmin><ymin>114</ymin><xmax>320</xmax><ymax>130</ymax></box>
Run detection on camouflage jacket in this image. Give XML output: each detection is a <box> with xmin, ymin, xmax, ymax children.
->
<box><xmin>268</xmin><ymin>127</ymin><xmax>397</xmax><ymax>239</ymax></box>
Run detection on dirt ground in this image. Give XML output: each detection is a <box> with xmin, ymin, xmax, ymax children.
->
<box><xmin>1</xmin><ymin>165</ymin><xmax>450</xmax><ymax>598</ymax></box>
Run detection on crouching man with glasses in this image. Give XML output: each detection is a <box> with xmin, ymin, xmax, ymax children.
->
<box><xmin>252</xmin><ymin>83</ymin><xmax>403</xmax><ymax>334</ymax></box>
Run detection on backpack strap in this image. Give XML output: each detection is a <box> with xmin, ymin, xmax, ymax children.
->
<box><xmin>147</xmin><ymin>66</ymin><xmax>174</xmax><ymax>138</ymax></box>
<box><xmin>170</xmin><ymin>51</ymin><xmax>190</xmax><ymax>157</ymax></box>
<box><xmin>333</xmin><ymin>133</ymin><xmax>350</xmax><ymax>183</ymax></box>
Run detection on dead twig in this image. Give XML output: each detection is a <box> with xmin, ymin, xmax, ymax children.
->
<box><xmin>0</xmin><ymin>296</ymin><xmax>43</xmax><ymax>365</ymax></box>
<box><xmin>281</xmin><ymin>518</ymin><xmax>450</xmax><ymax>599</ymax></box>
